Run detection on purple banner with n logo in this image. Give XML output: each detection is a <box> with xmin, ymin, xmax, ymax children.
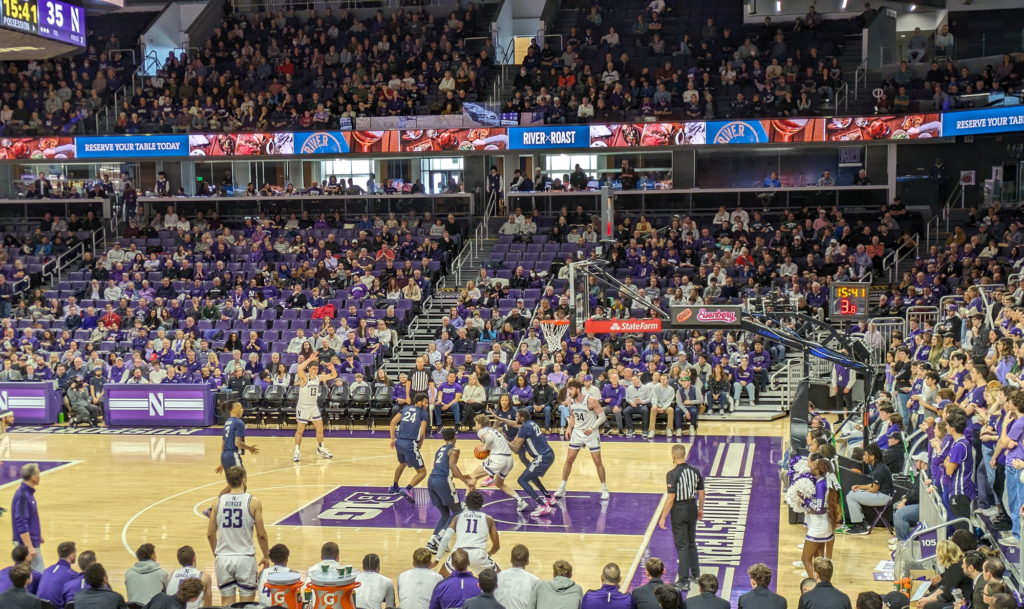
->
<box><xmin>0</xmin><ymin>382</ymin><xmax>61</xmax><ymax>424</ymax></box>
<box><xmin>103</xmin><ymin>384</ymin><xmax>215</xmax><ymax>427</ymax></box>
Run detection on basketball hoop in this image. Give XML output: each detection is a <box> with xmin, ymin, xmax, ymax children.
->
<box><xmin>539</xmin><ymin>319</ymin><xmax>571</xmax><ymax>352</ymax></box>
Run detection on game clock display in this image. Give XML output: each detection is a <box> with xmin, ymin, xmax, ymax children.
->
<box><xmin>1</xmin><ymin>0</ymin><xmax>84</xmax><ymax>45</ymax></box>
<box><xmin>1</xmin><ymin>0</ymin><xmax>38</xmax><ymax>34</ymax></box>
<box><xmin>830</xmin><ymin>282</ymin><xmax>870</xmax><ymax>318</ymax></box>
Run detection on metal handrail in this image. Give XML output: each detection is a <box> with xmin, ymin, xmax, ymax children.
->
<box><xmin>854</xmin><ymin>57</ymin><xmax>868</xmax><ymax>100</ymax></box>
<box><xmin>883</xmin><ymin>233</ymin><xmax>919</xmax><ymax>282</ymax></box>
<box><xmin>770</xmin><ymin>356</ymin><xmax>799</xmax><ymax>404</ymax></box>
<box><xmin>940</xmin><ymin>181</ymin><xmax>965</xmax><ymax>234</ymax></box>
<box><xmin>835</xmin><ymin>82</ymin><xmax>849</xmax><ymax>113</ymax></box>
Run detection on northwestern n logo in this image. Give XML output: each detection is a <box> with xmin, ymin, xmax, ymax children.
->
<box><xmin>148</xmin><ymin>393</ymin><xmax>165</xmax><ymax>417</ymax></box>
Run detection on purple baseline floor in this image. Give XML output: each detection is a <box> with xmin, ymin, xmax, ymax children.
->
<box><xmin>0</xmin><ymin>461</ymin><xmax>75</xmax><ymax>487</ymax></box>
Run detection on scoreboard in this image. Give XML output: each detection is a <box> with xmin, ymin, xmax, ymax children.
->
<box><xmin>1</xmin><ymin>0</ymin><xmax>84</xmax><ymax>46</ymax></box>
<box><xmin>830</xmin><ymin>282</ymin><xmax>870</xmax><ymax>319</ymax></box>
<box><xmin>1</xmin><ymin>0</ymin><xmax>38</xmax><ymax>34</ymax></box>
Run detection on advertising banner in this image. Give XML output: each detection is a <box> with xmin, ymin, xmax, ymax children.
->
<box><xmin>399</xmin><ymin>128</ymin><xmax>507</xmax><ymax>152</ymax></box>
<box><xmin>508</xmin><ymin>125</ymin><xmax>590</xmax><ymax>150</ymax></box>
<box><xmin>104</xmin><ymin>384</ymin><xmax>215</xmax><ymax>427</ymax></box>
<box><xmin>1</xmin><ymin>137</ymin><xmax>76</xmax><ymax>159</ymax></box>
<box><xmin>941</xmin><ymin>106</ymin><xmax>1024</xmax><ymax>137</ymax></box>
<box><xmin>590</xmin><ymin>122</ymin><xmax>707</xmax><ymax>147</ymax></box>
<box><xmin>824</xmin><ymin>114</ymin><xmax>941</xmax><ymax>140</ymax></box>
<box><xmin>670</xmin><ymin>305</ymin><xmax>743</xmax><ymax>328</ymax></box>
<box><xmin>584</xmin><ymin>319</ymin><xmax>663</xmax><ymax>333</ymax></box>
<box><xmin>76</xmin><ymin>135</ymin><xmax>186</xmax><ymax>158</ymax></box>
<box><xmin>707</xmin><ymin>119</ymin><xmax>825</xmax><ymax>144</ymax></box>
<box><xmin>0</xmin><ymin>383</ymin><xmax>61</xmax><ymax>424</ymax></box>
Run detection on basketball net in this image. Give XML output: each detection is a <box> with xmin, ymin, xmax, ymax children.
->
<box><xmin>539</xmin><ymin>320</ymin><xmax>570</xmax><ymax>353</ymax></box>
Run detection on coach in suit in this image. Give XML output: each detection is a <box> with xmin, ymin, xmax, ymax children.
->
<box><xmin>738</xmin><ymin>564</ymin><xmax>787</xmax><ymax>609</ymax></box>
<box><xmin>797</xmin><ymin>558</ymin><xmax>851</xmax><ymax>609</ymax></box>
<box><xmin>631</xmin><ymin>559</ymin><xmax>681</xmax><ymax>609</ymax></box>
<box><xmin>685</xmin><ymin>574</ymin><xmax>731</xmax><ymax>609</ymax></box>
<box><xmin>963</xmin><ymin>551</ymin><xmax>986</xmax><ymax>609</ymax></box>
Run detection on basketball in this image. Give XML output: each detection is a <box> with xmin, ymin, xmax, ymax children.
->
<box><xmin>474</xmin><ymin>445</ymin><xmax>490</xmax><ymax>460</ymax></box>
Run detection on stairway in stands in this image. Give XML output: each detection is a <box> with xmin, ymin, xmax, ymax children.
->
<box><xmin>383</xmin><ymin>237</ymin><xmax>497</xmax><ymax>378</ymax></box>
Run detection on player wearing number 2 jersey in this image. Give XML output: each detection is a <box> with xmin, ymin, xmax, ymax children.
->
<box><xmin>389</xmin><ymin>393</ymin><xmax>430</xmax><ymax>503</ymax></box>
<box><xmin>206</xmin><ymin>466</ymin><xmax>269</xmax><ymax>605</ymax></box>
<box><xmin>426</xmin><ymin>427</ymin><xmax>475</xmax><ymax>553</ymax></box>
<box><xmin>293</xmin><ymin>353</ymin><xmax>337</xmax><ymax>462</ymax></box>
<box><xmin>436</xmin><ymin>491</ymin><xmax>500</xmax><ymax>576</ymax></box>
<box><xmin>555</xmin><ymin>379</ymin><xmax>610</xmax><ymax>500</ymax></box>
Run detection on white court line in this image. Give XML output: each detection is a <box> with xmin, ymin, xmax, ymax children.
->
<box><xmin>743</xmin><ymin>444</ymin><xmax>755</xmax><ymax>478</ymax></box>
<box><xmin>721</xmin><ymin>443</ymin><xmax>745</xmax><ymax>477</ymax></box>
<box><xmin>120</xmin><ymin>453</ymin><xmax>393</xmax><ymax>557</ymax></box>
<box><xmin>1</xmin><ymin>434</ymin><xmax>49</xmax><ymax>449</ymax></box>
<box><xmin>721</xmin><ymin>566</ymin><xmax>736</xmax><ymax>600</ymax></box>
<box><xmin>622</xmin><ymin>494</ymin><xmax>667</xmax><ymax>593</ymax></box>
<box><xmin>0</xmin><ymin>460</ymin><xmax>83</xmax><ymax>491</ymax></box>
<box><xmin>709</xmin><ymin>443</ymin><xmax>725</xmax><ymax>477</ymax></box>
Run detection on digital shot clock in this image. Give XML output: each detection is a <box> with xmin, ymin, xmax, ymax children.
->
<box><xmin>830</xmin><ymin>282</ymin><xmax>870</xmax><ymax>319</ymax></box>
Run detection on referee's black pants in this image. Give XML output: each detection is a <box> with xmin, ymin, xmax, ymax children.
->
<box><xmin>671</xmin><ymin>501</ymin><xmax>700</xmax><ymax>582</ymax></box>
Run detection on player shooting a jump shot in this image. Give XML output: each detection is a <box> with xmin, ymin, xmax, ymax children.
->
<box><xmin>293</xmin><ymin>352</ymin><xmax>337</xmax><ymax>462</ymax></box>
<box><xmin>555</xmin><ymin>379</ymin><xmax>610</xmax><ymax>500</ymax></box>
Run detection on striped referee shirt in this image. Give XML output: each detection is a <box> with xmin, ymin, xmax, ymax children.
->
<box><xmin>408</xmin><ymin>365</ymin><xmax>433</xmax><ymax>395</ymax></box>
<box><xmin>666</xmin><ymin>463</ymin><xmax>704</xmax><ymax>502</ymax></box>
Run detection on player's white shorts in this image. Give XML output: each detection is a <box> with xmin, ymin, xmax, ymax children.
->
<box><xmin>296</xmin><ymin>402</ymin><xmax>321</xmax><ymax>424</ymax></box>
<box><xmin>215</xmin><ymin>555</ymin><xmax>258</xmax><ymax>596</ymax></box>
<box><xmin>569</xmin><ymin>428</ymin><xmax>601</xmax><ymax>452</ymax></box>
<box><xmin>482</xmin><ymin>454</ymin><xmax>513</xmax><ymax>478</ymax></box>
<box><xmin>444</xmin><ymin>548</ymin><xmax>498</xmax><ymax>574</ymax></box>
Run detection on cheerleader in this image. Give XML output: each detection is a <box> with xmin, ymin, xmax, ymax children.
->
<box><xmin>801</xmin><ymin>459</ymin><xmax>842</xmax><ymax>578</ymax></box>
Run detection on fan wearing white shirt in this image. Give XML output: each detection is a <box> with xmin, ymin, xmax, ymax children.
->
<box><xmin>257</xmin><ymin>544</ymin><xmax>298</xmax><ymax>607</ymax></box>
<box><xmin>306</xmin><ymin>542</ymin><xmax>344</xmax><ymax>580</ymax></box>
<box><xmin>353</xmin><ymin>554</ymin><xmax>395</xmax><ymax>609</ymax></box>
<box><xmin>398</xmin><ymin>548</ymin><xmax>443</xmax><ymax>609</ymax></box>
<box><xmin>495</xmin><ymin>545</ymin><xmax>539</xmax><ymax>609</ymax></box>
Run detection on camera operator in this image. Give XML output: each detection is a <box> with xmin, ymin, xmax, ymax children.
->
<box><xmin>67</xmin><ymin>375</ymin><xmax>101</xmax><ymax>427</ymax></box>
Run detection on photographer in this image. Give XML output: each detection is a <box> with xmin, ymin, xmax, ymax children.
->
<box><xmin>67</xmin><ymin>376</ymin><xmax>100</xmax><ymax>427</ymax></box>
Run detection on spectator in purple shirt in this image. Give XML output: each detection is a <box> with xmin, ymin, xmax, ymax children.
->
<box><xmin>36</xmin><ymin>542</ymin><xmax>79</xmax><ymax>608</ymax></box>
<box><xmin>581</xmin><ymin>563</ymin><xmax>632</xmax><ymax>609</ymax></box>
<box><xmin>750</xmin><ymin>342</ymin><xmax>771</xmax><ymax>391</ymax></box>
<box><xmin>429</xmin><ymin>549</ymin><xmax>480</xmax><ymax>609</ymax></box>
<box><xmin>600</xmin><ymin>372</ymin><xmax>626</xmax><ymax>435</ymax></box>
<box><xmin>0</xmin><ymin>546</ymin><xmax>42</xmax><ymax>595</ymax></box>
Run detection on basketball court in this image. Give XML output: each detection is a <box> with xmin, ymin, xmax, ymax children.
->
<box><xmin>0</xmin><ymin>419</ymin><xmax>885</xmax><ymax>606</ymax></box>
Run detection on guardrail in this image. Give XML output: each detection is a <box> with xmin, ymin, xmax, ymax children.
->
<box><xmin>883</xmin><ymin>232</ymin><xmax>919</xmax><ymax>283</ymax></box>
<box><xmin>854</xmin><ymin>58</ymin><xmax>869</xmax><ymax>100</ymax></box>
<box><xmin>770</xmin><ymin>356</ymin><xmax>800</xmax><ymax>404</ymax></box>
<box><xmin>136</xmin><ymin>193</ymin><xmax>474</xmax><ymax>220</ymax></box>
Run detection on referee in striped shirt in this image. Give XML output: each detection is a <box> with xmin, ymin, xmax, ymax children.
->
<box><xmin>658</xmin><ymin>444</ymin><xmax>704</xmax><ymax>591</ymax></box>
<box><xmin>407</xmin><ymin>357</ymin><xmax>435</xmax><ymax>402</ymax></box>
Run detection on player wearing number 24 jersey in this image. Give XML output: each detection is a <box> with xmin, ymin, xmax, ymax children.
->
<box><xmin>389</xmin><ymin>393</ymin><xmax>430</xmax><ymax>504</ymax></box>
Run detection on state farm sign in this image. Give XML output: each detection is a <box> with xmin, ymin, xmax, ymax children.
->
<box><xmin>584</xmin><ymin>319</ymin><xmax>663</xmax><ymax>333</ymax></box>
<box><xmin>670</xmin><ymin>305</ymin><xmax>743</xmax><ymax>328</ymax></box>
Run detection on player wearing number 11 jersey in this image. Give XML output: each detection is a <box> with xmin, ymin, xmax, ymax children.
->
<box><xmin>207</xmin><ymin>466</ymin><xmax>270</xmax><ymax>606</ymax></box>
<box><xmin>437</xmin><ymin>490</ymin><xmax>500</xmax><ymax>576</ymax></box>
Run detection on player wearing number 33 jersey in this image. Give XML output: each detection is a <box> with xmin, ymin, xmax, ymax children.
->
<box><xmin>207</xmin><ymin>466</ymin><xmax>270</xmax><ymax>605</ymax></box>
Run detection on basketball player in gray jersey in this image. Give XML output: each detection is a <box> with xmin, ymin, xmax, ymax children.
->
<box><xmin>293</xmin><ymin>353</ymin><xmax>337</xmax><ymax>462</ymax></box>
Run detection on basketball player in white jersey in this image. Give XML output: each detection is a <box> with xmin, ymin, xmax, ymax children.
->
<box><xmin>166</xmin><ymin>546</ymin><xmax>213</xmax><ymax>609</ymax></box>
<box><xmin>293</xmin><ymin>353</ymin><xmax>336</xmax><ymax>462</ymax></box>
<box><xmin>207</xmin><ymin>466</ymin><xmax>270</xmax><ymax>604</ymax></box>
<box><xmin>436</xmin><ymin>490</ymin><xmax>501</xmax><ymax>576</ymax></box>
<box><xmin>257</xmin><ymin>544</ymin><xmax>297</xmax><ymax>607</ymax></box>
<box><xmin>470</xmin><ymin>414</ymin><xmax>529</xmax><ymax>512</ymax></box>
<box><xmin>555</xmin><ymin>379</ymin><xmax>610</xmax><ymax>499</ymax></box>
